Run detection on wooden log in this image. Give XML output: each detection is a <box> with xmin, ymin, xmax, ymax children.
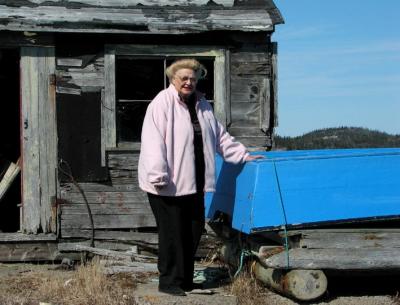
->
<box><xmin>264</xmin><ymin>248</ymin><xmax>400</xmax><ymax>270</ymax></box>
<box><xmin>253</xmin><ymin>262</ymin><xmax>328</xmax><ymax>301</ymax></box>
<box><xmin>0</xmin><ymin>159</ymin><xmax>20</xmax><ymax>201</ymax></box>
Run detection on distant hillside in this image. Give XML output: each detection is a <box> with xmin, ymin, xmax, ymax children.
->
<box><xmin>274</xmin><ymin>127</ymin><xmax>400</xmax><ymax>150</ymax></box>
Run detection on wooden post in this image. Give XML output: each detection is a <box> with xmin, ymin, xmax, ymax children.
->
<box><xmin>21</xmin><ymin>46</ymin><xmax>57</xmax><ymax>234</ymax></box>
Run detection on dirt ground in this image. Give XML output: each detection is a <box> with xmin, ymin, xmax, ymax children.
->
<box><xmin>0</xmin><ymin>262</ymin><xmax>399</xmax><ymax>305</ymax></box>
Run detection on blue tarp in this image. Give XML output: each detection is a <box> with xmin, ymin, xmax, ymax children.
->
<box><xmin>205</xmin><ymin>148</ymin><xmax>400</xmax><ymax>234</ymax></box>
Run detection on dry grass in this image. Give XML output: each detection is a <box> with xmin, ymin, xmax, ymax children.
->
<box><xmin>392</xmin><ymin>292</ymin><xmax>400</xmax><ymax>305</ymax></box>
<box><xmin>0</xmin><ymin>259</ymin><xmax>139</xmax><ymax>305</ymax></box>
<box><xmin>228</xmin><ymin>265</ymin><xmax>270</xmax><ymax>305</ymax></box>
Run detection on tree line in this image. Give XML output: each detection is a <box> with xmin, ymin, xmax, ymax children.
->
<box><xmin>274</xmin><ymin>127</ymin><xmax>400</xmax><ymax>150</ymax></box>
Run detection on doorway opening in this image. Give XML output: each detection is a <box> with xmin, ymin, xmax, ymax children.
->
<box><xmin>0</xmin><ymin>49</ymin><xmax>21</xmax><ymax>232</ymax></box>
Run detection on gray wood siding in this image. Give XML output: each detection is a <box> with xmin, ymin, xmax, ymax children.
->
<box><xmin>229</xmin><ymin>51</ymin><xmax>273</xmax><ymax>146</ymax></box>
<box><xmin>59</xmin><ymin>150</ymin><xmax>154</xmax><ymax>235</ymax></box>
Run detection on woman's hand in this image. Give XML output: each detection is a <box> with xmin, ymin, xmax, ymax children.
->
<box><xmin>245</xmin><ymin>155</ymin><xmax>265</xmax><ymax>162</ymax></box>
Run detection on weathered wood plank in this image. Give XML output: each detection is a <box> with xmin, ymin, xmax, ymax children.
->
<box><xmin>0</xmin><ymin>6</ymin><xmax>279</xmax><ymax>34</ymax></box>
<box><xmin>231</xmin><ymin>59</ymin><xmax>270</xmax><ymax>75</ymax></box>
<box><xmin>56</xmin><ymin>86</ymin><xmax>81</xmax><ymax>95</ymax></box>
<box><xmin>232</xmin><ymin>136</ymin><xmax>270</xmax><ymax>147</ymax></box>
<box><xmin>0</xmin><ymin>159</ymin><xmax>20</xmax><ymax>201</ymax></box>
<box><xmin>21</xmin><ymin>47</ymin><xmax>42</xmax><ymax>234</ymax></box>
<box><xmin>228</xmin><ymin>126</ymin><xmax>266</xmax><ymax>137</ymax></box>
<box><xmin>103</xmin><ymin>49</ymin><xmax>117</xmax><ymax>165</ymax></box>
<box><xmin>103</xmin><ymin>264</ymin><xmax>158</xmax><ymax>274</ymax></box>
<box><xmin>1</xmin><ymin>0</ymin><xmax>238</xmax><ymax>8</ymax></box>
<box><xmin>21</xmin><ymin>47</ymin><xmax>57</xmax><ymax>233</ymax></box>
<box><xmin>231</xmin><ymin>52</ymin><xmax>270</xmax><ymax>62</ymax></box>
<box><xmin>110</xmin><ymin>177</ymin><xmax>139</xmax><ymax>185</ymax></box>
<box><xmin>264</xmin><ymin>248</ymin><xmax>400</xmax><ymax>270</ymax></box>
<box><xmin>60</xmin><ymin>191</ymin><xmax>147</xmax><ymax>204</ymax></box>
<box><xmin>230</xmin><ymin>101</ymin><xmax>260</xmax><ymax>127</ymax></box>
<box><xmin>58</xmin><ymin>241</ymin><xmax>141</xmax><ymax>252</ymax></box>
<box><xmin>38</xmin><ymin>48</ymin><xmax>57</xmax><ymax>233</ymax></box>
<box><xmin>109</xmin><ymin>169</ymin><xmax>139</xmax><ymax>179</ymax></box>
<box><xmin>295</xmin><ymin>230</ymin><xmax>400</xmax><ymax>249</ymax></box>
<box><xmin>214</xmin><ymin>51</ymin><xmax>227</xmax><ymax>127</ymax></box>
<box><xmin>271</xmin><ymin>41</ymin><xmax>278</xmax><ymax>127</ymax></box>
<box><xmin>231</xmin><ymin>76</ymin><xmax>270</xmax><ymax>102</ymax></box>
<box><xmin>61</xmin><ymin>214</ymin><xmax>156</xmax><ymax>229</ymax></box>
<box><xmin>60</xmin><ymin>229</ymin><xmax>158</xmax><ymax>243</ymax></box>
<box><xmin>61</xmin><ymin>203</ymin><xmax>152</xmax><ymax>215</ymax></box>
<box><xmin>61</xmin><ymin>182</ymin><xmax>139</xmax><ymax>192</ymax></box>
<box><xmin>0</xmin><ymin>233</ymin><xmax>57</xmax><ymax>242</ymax></box>
<box><xmin>260</xmin><ymin>77</ymin><xmax>271</xmax><ymax>132</ymax></box>
<box><xmin>225</xmin><ymin>49</ymin><xmax>231</xmax><ymax>126</ymax></box>
<box><xmin>108</xmin><ymin>153</ymin><xmax>139</xmax><ymax>170</ymax></box>
<box><xmin>0</xmin><ymin>243</ymin><xmax>59</xmax><ymax>262</ymax></box>
<box><xmin>57</xmin><ymin>71</ymin><xmax>104</xmax><ymax>90</ymax></box>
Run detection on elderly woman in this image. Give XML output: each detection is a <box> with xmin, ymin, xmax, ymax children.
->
<box><xmin>138</xmin><ymin>58</ymin><xmax>261</xmax><ymax>296</ymax></box>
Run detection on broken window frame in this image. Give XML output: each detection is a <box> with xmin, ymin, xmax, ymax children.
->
<box><xmin>103</xmin><ymin>45</ymin><xmax>229</xmax><ymax>166</ymax></box>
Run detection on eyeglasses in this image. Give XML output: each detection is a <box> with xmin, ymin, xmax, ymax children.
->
<box><xmin>174</xmin><ymin>75</ymin><xmax>198</xmax><ymax>83</ymax></box>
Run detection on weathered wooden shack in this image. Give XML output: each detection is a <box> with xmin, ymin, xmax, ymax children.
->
<box><xmin>0</xmin><ymin>0</ymin><xmax>284</xmax><ymax>261</ymax></box>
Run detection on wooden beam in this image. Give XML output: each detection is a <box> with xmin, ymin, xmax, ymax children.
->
<box><xmin>0</xmin><ymin>159</ymin><xmax>20</xmax><ymax>201</ymax></box>
<box><xmin>264</xmin><ymin>248</ymin><xmax>400</xmax><ymax>270</ymax></box>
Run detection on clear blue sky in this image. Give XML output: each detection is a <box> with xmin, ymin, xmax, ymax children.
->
<box><xmin>272</xmin><ymin>1</ymin><xmax>400</xmax><ymax>137</ymax></box>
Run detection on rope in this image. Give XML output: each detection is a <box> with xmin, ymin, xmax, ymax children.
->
<box><xmin>272</xmin><ymin>161</ymin><xmax>290</xmax><ymax>269</ymax></box>
<box><xmin>233</xmin><ymin>249</ymin><xmax>254</xmax><ymax>278</ymax></box>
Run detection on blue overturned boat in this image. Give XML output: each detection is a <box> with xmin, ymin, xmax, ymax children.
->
<box><xmin>205</xmin><ymin>148</ymin><xmax>400</xmax><ymax>234</ymax></box>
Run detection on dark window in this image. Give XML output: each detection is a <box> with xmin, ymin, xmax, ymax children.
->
<box><xmin>115</xmin><ymin>57</ymin><xmax>214</xmax><ymax>144</ymax></box>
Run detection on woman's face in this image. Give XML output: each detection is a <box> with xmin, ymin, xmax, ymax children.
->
<box><xmin>172</xmin><ymin>68</ymin><xmax>197</xmax><ymax>100</ymax></box>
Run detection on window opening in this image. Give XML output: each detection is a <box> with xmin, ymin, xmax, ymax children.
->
<box><xmin>115</xmin><ymin>56</ymin><xmax>215</xmax><ymax>144</ymax></box>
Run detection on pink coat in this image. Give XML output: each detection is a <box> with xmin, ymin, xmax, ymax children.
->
<box><xmin>138</xmin><ymin>84</ymin><xmax>249</xmax><ymax>196</ymax></box>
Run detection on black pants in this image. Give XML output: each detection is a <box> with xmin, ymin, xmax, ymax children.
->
<box><xmin>148</xmin><ymin>192</ymin><xmax>205</xmax><ymax>290</ymax></box>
